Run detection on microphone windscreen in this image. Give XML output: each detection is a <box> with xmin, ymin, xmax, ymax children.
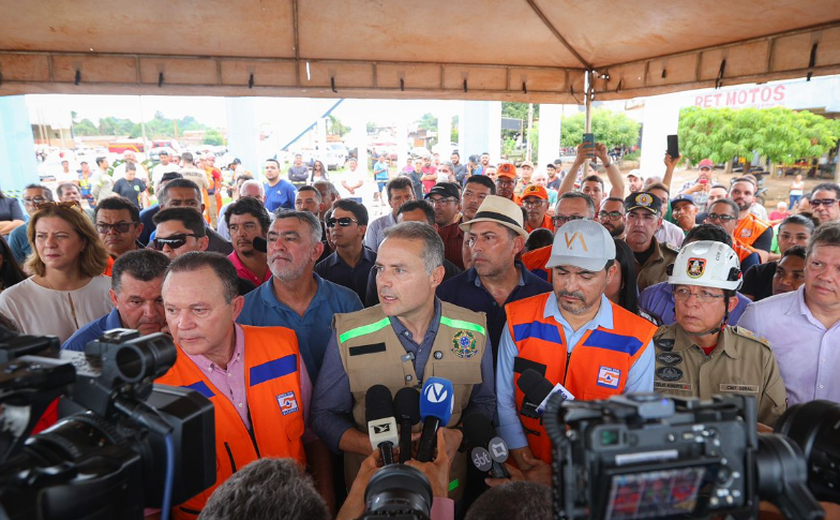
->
<box><xmin>462</xmin><ymin>412</ymin><xmax>495</xmax><ymax>448</ymax></box>
<box><xmin>517</xmin><ymin>368</ymin><xmax>554</xmax><ymax>405</ymax></box>
<box><xmin>419</xmin><ymin>377</ymin><xmax>454</xmax><ymax>425</ymax></box>
<box><xmin>366</xmin><ymin>385</ymin><xmax>395</xmax><ymax>423</ymax></box>
<box><xmin>394</xmin><ymin>387</ymin><xmax>421</xmax><ymax>424</ymax></box>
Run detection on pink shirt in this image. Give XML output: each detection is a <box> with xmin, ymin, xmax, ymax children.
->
<box><xmin>228</xmin><ymin>251</ymin><xmax>271</xmax><ymax>288</ymax></box>
<box><xmin>184</xmin><ymin>324</ymin><xmax>314</xmax><ymax>440</ymax></box>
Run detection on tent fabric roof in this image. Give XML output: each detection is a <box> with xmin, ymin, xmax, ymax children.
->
<box><xmin>1</xmin><ymin>0</ymin><xmax>839</xmax><ymax>101</ymax></box>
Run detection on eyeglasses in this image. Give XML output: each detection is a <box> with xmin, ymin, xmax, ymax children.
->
<box><xmin>706</xmin><ymin>213</ymin><xmax>737</xmax><ymax>223</ymax></box>
<box><xmin>522</xmin><ymin>199</ymin><xmax>546</xmax><ymax>208</ymax></box>
<box><xmin>810</xmin><ymin>199</ymin><xmax>838</xmax><ymax>207</ymax></box>
<box><xmin>551</xmin><ymin>215</ymin><xmax>587</xmax><ymax>226</ymax></box>
<box><xmin>23</xmin><ymin>196</ymin><xmax>47</xmax><ymax>205</ymax></box>
<box><xmin>153</xmin><ymin>234</ymin><xmax>197</xmax><ymax>250</ymax></box>
<box><xmin>598</xmin><ymin>210</ymin><xmax>624</xmax><ymax>221</ymax></box>
<box><xmin>673</xmin><ymin>286</ymin><xmax>726</xmax><ymax>303</ymax></box>
<box><xmin>326</xmin><ymin>217</ymin><xmax>359</xmax><ymax>228</ymax></box>
<box><xmin>96</xmin><ymin>222</ymin><xmax>137</xmax><ymax>234</ymax></box>
<box><xmin>428</xmin><ymin>198</ymin><xmax>458</xmax><ymax>207</ymax></box>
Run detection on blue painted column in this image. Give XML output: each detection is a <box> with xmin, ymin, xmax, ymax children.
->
<box><xmin>0</xmin><ymin>96</ymin><xmax>40</xmax><ymax>195</ymax></box>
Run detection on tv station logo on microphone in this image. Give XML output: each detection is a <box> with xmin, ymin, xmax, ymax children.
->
<box><xmin>373</xmin><ymin>423</ymin><xmax>392</xmax><ymax>434</ymax></box>
<box><xmin>424</xmin><ymin>382</ymin><xmax>449</xmax><ymax>403</ymax></box>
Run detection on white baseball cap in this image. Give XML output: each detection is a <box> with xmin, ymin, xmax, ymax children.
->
<box><xmin>545</xmin><ymin>220</ymin><xmax>616</xmax><ymax>272</ymax></box>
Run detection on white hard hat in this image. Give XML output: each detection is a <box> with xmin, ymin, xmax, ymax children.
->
<box><xmin>668</xmin><ymin>240</ymin><xmax>743</xmax><ymax>291</ymax></box>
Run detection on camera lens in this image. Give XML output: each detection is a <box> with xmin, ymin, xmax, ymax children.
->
<box><xmin>110</xmin><ymin>334</ymin><xmax>177</xmax><ymax>384</ymax></box>
<box><xmin>364</xmin><ymin>464</ymin><xmax>433</xmax><ymax>517</ymax></box>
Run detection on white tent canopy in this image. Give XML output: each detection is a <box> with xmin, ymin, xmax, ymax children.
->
<box><xmin>1</xmin><ymin>0</ymin><xmax>839</xmax><ymax>102</ymax></box>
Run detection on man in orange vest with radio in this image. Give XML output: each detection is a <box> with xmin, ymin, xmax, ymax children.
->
<box><xmin>156</xmin><ymin>251</ymin><xmax>332</xmax><ymax>519</ymax></box>
<box><xmin>496</xmin><ymin>219</ymin><xmax>657</xmax><ymax>483</ymax></box>
<box><xmin>729</xmin><ymin>177</ymin><xmax>772</xmax><ymax>262</ymax></box>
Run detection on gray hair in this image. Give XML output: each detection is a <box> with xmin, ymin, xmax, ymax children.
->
<box><xmin>312</xmin><ymin>179</ymin><xmax>339</xmax><ymax>199</ymax></box>
<box><xmin>239</xmin><ymin>179</ymin><xmax>265</xmax><ymax>197</ymax></box>
<box><xmin>808</xmin><ymin>221</ymin><xmax>840</xmax><ymax>257</ymax></box>
<box><xmin>165</xmin><ymin>252</ymin><xmax>239</xmax><ymax>304</ymax></box>
<box><xmin>557</xmin><ymin>191</ymin><xmax>596</xmax><ymax>218</ymax></box>
<box><xmin>465</xmin><ymin>481</ymin><xmax>552</xmax><ymax>520</ymax></box>
<box><xmin>383</xmin><ymin>221</ymin><xmax>444</xmax><ymax>274</ymax></box>
<box><xmin>197</xmin><ymin>458</ymin><xmax>329</xmax><ymax>520</ymax></box>
<box><xmin>272</xmin><ymin>210</ymin><xmax>322</xmax><ymax>245</ymax></box>
<box><xmin>112</xmin><ymin>249</ymin><xmax>170</xmax><ymax>294</ymax></box>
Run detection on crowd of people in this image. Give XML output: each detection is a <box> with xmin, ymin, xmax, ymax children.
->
<box><xmin>0</xmin><ymin>139</ymin><xmax>838</xmax><ymax>520</ymax></box>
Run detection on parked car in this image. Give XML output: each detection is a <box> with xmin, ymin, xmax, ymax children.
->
<box><xmin>322</xmin><ymin>142</ymin><xmax>347</xmax><ymax>170</ymax></box>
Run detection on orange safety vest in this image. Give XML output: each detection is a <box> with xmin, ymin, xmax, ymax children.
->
<box><xmin>521</xmin><ymin>245</ymin><xmax>552</xmax><ymax>282</ymax></box>
<box><xmin>157</xmin><ymin>325</ymin><xmax>306</xmax><ymax>519</ymax></box>
<box><xmin>735</xmin><ymin>214</ymin><xmax>770</xmax><ymax>249</ymax></box>
<box><xmin>733</xmin><ymin>240</ymin><xmax>758</xmax><ymax>263</ymax></box>
<box><xmin>506</xmin><ymin>292</ymin><xmax>657</xmax><ymax>464</ymax></box>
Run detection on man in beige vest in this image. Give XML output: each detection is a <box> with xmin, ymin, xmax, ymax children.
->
<box><xmin>311</xmin><ymin>222</ymin><xmax>496</xmax><ymax>500</ymax></box>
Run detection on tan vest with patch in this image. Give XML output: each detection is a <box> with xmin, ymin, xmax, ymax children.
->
<box><xmin>334</xmin><ymin>301</ymin><xmax>487</xmax><ymax>499</ymax></box>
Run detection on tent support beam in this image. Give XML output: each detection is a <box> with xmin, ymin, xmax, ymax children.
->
<box><xmin>524</xmin><ymin>0</ymin><xmax>592</xmax><ymax>69</ymax></box>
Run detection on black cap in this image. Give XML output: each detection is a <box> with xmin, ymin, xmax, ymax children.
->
<box><xmin>624</xmin><ymin>192</ymin><xmax>663</xmax><ymax>214</ymax></box>
<box><xmin>424</xmin><ymin>182</ymin><xmax>461</xmax><ymax>201</ymax></box>
<box><xmin>160</xmin><ymin>172</ymin><xmax>183</xmax><ymax>183</ymax></box>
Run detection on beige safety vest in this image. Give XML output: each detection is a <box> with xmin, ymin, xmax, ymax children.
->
<box><xmin>334</xmin><ymin>301</ymin><xmax>487</xmax><ymax>500</ymax></box>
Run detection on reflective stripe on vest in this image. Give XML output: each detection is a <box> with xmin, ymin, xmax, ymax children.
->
<box><xmin>339</xmin><ymin>315</ymin><xmax>486</xmax><ymax>344</ymax></box>
<box><xmin>506</xmin><ymin>292</ymin><xmax>656</xmax><ymax>464</ymax></box>
<box><xmin>156</xmin><ymin>325</ymin><xmax>306</xmax><ymax>520</ymax></box>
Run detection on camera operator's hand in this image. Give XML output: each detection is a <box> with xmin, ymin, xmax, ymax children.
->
<box><xmin>519</xmin><ymin>450</ymin><xmax>552</xmax><ymax>487</ymax></box>
<box><xmin>336</xmin><ymin>449</ymin><xmax>383</xmax><ymax>520</ymax></box>
<box><xmin>406</xmin><ymin>428</ymin><xmax>452</xmax><ymax>498</ymax></box>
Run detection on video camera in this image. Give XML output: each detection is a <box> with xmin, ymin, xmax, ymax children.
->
<box><xmin>0</xmin><ymin>327</ymin><xmax>215</xmax><ymax>520</ymax></box>
<box><xmin>544</xmin><ymin>393</ymin><xmax>824</xmax><ymax>520</ymax></box>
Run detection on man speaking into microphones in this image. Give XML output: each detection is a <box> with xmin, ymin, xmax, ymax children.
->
<box><xmin>311</xmin><ymin>222</ymin><xmax>496</xmax><ymax>501</ymax></box>
<box><xmin>495</xmin><ymin>220</ymin><xmax>657</xmax><ymax>484</ymax></box>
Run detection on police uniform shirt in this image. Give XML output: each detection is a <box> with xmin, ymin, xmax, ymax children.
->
<box><xmin>636</xmin><ymin>237</ymin><xmax>679</xmax><ymax>292</ymax></box>
<box><xmin>653</xmin><ymin>323</ymin><xmax>787</xmax><ymax>426</ymax></box>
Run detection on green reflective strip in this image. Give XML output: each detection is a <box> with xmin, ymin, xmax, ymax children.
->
<box><xmin>338</xmin><ymin>317</ymin><xmax>391</xmax><ymax>344</ymax></box>
<box><xmin>440</xmin><ymin>316</ymin><xmax>486</xmax><ymax>336</ymax></box>
<box><xmin>448</xmin><ymin>478</ymin><xmax>459</xmax><ymax>492</ymax></box>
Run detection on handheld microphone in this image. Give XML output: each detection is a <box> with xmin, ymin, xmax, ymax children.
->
<box><xmin>517</xmin><ymin>369</ymin><xmax>575</xmax><ymax>415</ymax></box>
<box><xmin>394</xmin><ymin>387</ymin><xmax>421</xmax><ymax>463</ymax></box>
<box><xmin>463</xmin><ymin>413</ymin><xmax>511</xmax><ymax>479</ymax></box>
<box><xmin>416</xmin><ymin>377</ymin><xmax>454</xmax><ymax>462</ymax></box>
<box><xmin>366</xmin><ymin>385</ymin><xmax>398</xmax><ymax>465</ymax></box>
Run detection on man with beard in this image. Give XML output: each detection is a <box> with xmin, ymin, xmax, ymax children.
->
<box><xmin>437</xmin><ymin>196</ymin><xmax>551</xmax><ymax>362</ymax></box>
<box><xmin>522</xmin><ymin>185</ymin><xmax>552</xmax><ymax>232</ymax></box>
<box><xmin>678</xmin><ymin>158</ymin><xmax>717</xmax><ymax>213</ymax></box>
<box><xmin>62</xmin><ymin>249</ymin><xmax>169</xmax><ymax>351</ymax></box>
<box><xmin>624</xmin><ymin>192</ymin><xmax>679</xmax><ymax>292</ymax></box>
<box><xmin>461</xmin><ymin>176</ymin><xmax>496</xmax><ymax>222</ymax></box>
<box><xmin>497</xmin><ymin>219</ymin><xmax>656</xmax><ymax>474</ymax></box>
<box><xmin>729</xmin><ymin>178</ymin><xmax>772</xmax><ymax>261</ymax></box>
<box><xmin>626</xmin><ymin>170</ymin><xmax>644</xmax><ymax>193</ymax></box>
<box><xmin>226</xmin><ymin>197</ymin><xmax>271</xmax><ymax>287</ymax></box>
<box><xmin>598</xmin><ymin>197</ymin><xmax>626</xmax><ymax>239</ymax></box>
<box><xmin>476</xmin><ymin>152</ymin><xmax>491</xmax><ymax>176</ymax></box>
<box><xmin>237</xmin><ymin>211</ymin><xmax>362</xmax><ymax>382</ymax></box>
<box><xmin>95</xmin><ymin>196</ymin><xmax>144</xmax><ymax>261</ymax></box>
<box><xmin>451</xmin><ymin>151</ymin><xmax>467</xmax><ymax>185</ymax></box>
<box><xmin>425</xmin><ymin>182</ymin><xmax>465</xmax><ymax>269</ymax></box>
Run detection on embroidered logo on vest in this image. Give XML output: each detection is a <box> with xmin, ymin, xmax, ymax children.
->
<box><xmin>277</xmin><ymin>391</ymin><xmax>299</xmax><ymax>415</ymax></box>
<box><xmin>452</xmin><ymin>330</ymin><xmax>478</xmax><ymax>358</ymax></box>
<box><xmin>597</xmin><ymin>366</ymin><xmax>621</xmax><ymax>388</ymax></box>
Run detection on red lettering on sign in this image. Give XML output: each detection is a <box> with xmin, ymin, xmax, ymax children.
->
<box><xmin>713</xmin><ymin>93</ymin><xmax>723</xmax><ymax>106</ymax></box>
<box><xmin>773</xmin><ymin>85</ymin><xmax>786</xmax><ymax>101</ymax></box>
<box><xmin>704</xmin><ymin>95</ymin><xmax>713</xmax><ymax>107</ymax></box>
<box><xmin>726</xmin><ymin>91</ymin><xmax>738</xmax><ymax>105</ymax></box>
<box><xmin>760</xmin><ymin>87</ymin><xmax>772</xmax><ymax>102</ymax></box>
<box><xmin>749</xmin><ymin>88</ymin><xmax>760</xmax><ymax>103</ymax></box>
<box><xmin>695</xmin><ymin>96</ymin><xmax>704</xmax><ymax>106</ymax></box>
<box><xmin>737</xmin><ymin>91</ymin><xmax>747</xmax><ymax>104</ymax></box>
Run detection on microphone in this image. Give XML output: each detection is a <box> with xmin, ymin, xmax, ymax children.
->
<box><xmin>463</xmin><ymin>413</ymin><xmax>511</xmax><ymax>479</ymax></box>
<box><xmin>415</xmin><ymin>377</ymin><xmax>454</xmax><ymax>462</ymax></box>
<box><xmin>394</xmin><ymin>387</ymin><xmax>421</xmax><ymax>463</ymax></box>
<box><xmin>517</xmin><ymin>369</ymin><xmax>575</xmax><ymax>416</ymax></box>
<box><xmin>366</xmin><ymin>385</ymin><xmax>398</xmax><ymax>465</ymax></box>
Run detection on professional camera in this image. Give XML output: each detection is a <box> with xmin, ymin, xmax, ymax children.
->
<box><xmin>544</xmin><ymin>393</ymin><xmax>823</xmax><ymax>520</ymax></box>
<box><xmin>0</xmin><ymin>327</ymin><xmax>215</xmax><ymax>520</ymax></box>
<box><xmin>356</xmin><ymin>464</ymin><xmax>433</xmax><ymax>520</ymax></box>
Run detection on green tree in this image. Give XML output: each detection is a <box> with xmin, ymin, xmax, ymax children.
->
<box><xmin>678</xmin><ymin>107</ymin><xmax>840</xmax><ymax>167</ymax></box>
<box><xmin>502</xmin><ymin>102</ymin><xmax>539</xmax><ymax>121</ymax></box>
<box><xmin>73</xmin><ymin>118</ymin><xmax>99</xmax><ymax>136</ymax></box>
<box><xmin>203</xmin><ymin>129</ymin><xmax>224</xmax><ymax>146</ymax></box>
<box><xmin>327</xmin><ymin>115</ymin><xmax>351</xmax><ymax>137</ymax></box>
<box><xmin>560</xmin><ymin>109</ymin><xmax>641</xmax><ymax>148</ymax></box>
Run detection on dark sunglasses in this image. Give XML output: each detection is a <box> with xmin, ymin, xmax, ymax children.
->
<box><xmin>153</xmin><ymin>233</ymin><xmax>197</xmax><ymax>250</ymax></box>
<box><xmin>96</xmin><ymin>222</ymin><xmax>137</xmax><ymax>234</ymax></box>
<box><xmin>810</xmin><ymin>198</ymin><xmax>837</xmax><ymax>207</ymax></box>
<box><xmin>706</xmin><ymin>213</ymin><xmax>737</xmax><ymax>223</ymax></box>
<box><xmin>326</xmin><ymin>217</ymin><xmax>359</xmax><ymax>228</ymax></box>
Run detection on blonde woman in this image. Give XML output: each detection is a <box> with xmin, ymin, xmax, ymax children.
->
<box><xmin>0</xmin><ymin>203</ymin><xmax>112</xmax><ymax>342</ymax></box>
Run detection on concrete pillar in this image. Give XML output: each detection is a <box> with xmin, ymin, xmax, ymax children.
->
<box><xmin>462</xmin><ymin>101</ymin><xmax>502</xmax><ymax>163</ymax></box>
<box><xmin>639</xmin><ymin>94</ymin><xmax>681</xmax><ymax>176</ymax></box>
<box><xmin>537</xmin><ymin>104</ymin><xmax>563</xmax><ymax>172</ymax></box>
<box><xmin>225</xmin><ymin>98</ymin><xmax>260</xmax><ymax>176</ymax></box>
<box><xmin>436</xmin><ymin>108</ymin><xmax>452</xmax><ymax>160</ymax></box>
<box><xmin>0</xmin><ymin>96</ymin><xmax>40</xmax><ymax>194</ymax></box>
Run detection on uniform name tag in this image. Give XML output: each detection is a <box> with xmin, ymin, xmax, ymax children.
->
<box><xmin>349</xmin><ymin>343</ymin><xmax>386</xmax><ymax>356</ymax></box>
<box><xmin>720</xmin><ymin>384</ymin><xmax>759</xmax><ymax>393</ymax></box>
<box><xmin>655</xmin><ymin>381</ymin><xmax>693</xmax><ymax>392</ymax></box>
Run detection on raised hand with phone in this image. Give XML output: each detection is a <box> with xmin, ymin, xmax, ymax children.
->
<box><xmin>558</xmin><ymin>136</ymin><xmax>626</xmax><ymax>201</ymax></box>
